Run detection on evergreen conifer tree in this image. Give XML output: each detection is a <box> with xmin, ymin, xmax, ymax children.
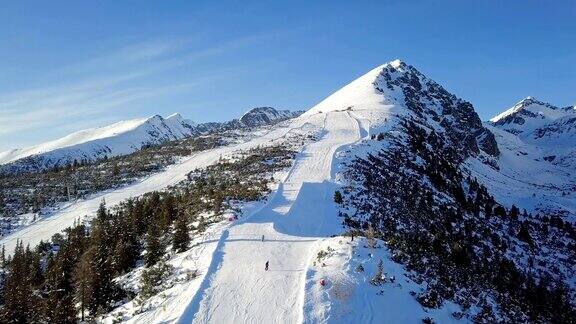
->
<box><xmin>173</xmin><ymin>212</ymin><xmax>190</xmax><ymax>253</ymax></box>
<box><xmin>145</xmin><ymin>219</ymin><xmax>164</xmax><ymax>267</ymax></box>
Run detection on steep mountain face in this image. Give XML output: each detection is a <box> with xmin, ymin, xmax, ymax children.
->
<box><xmin>375</xmin><ymin>60</ymin><xmax>500</xmax><ymax>159</ymax></box>
<box><xmin>323</xmin><ymin>59</ymin><xmax>574</xmax><ymax>220</ymax></box>
<box><xmin>330</xmin><ymin>60</ymin><xmax>575</xmax><ymax>322</ymax></box>
<box><xmin>306</xmin><ymin>60</ymin><xmax>499</xmax><ymax>161</ymax></box>
<box><xmin>0</xmin><ymin>107</ymin><xmax>301</xmax><ymax>173</ymax></box>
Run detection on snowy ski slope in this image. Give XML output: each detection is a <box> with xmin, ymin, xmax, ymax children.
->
<box><xmin>180</xmin><ymin>111</ymin><xmax>363</xmax><ymax>323</ymax></box>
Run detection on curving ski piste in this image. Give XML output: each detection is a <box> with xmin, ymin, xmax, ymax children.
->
<box><xmin>0</xmin><ymin>120</ymin><xmax>309</xmax><ymax>255</ymax></box>
<box><xmin>179</xmin><ymin>111</ymin><xmax>363</xmax><ymax>324</ymax></box>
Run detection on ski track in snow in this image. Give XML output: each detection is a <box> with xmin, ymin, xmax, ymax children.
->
<box><xmin>180</xmin><ymin>111</ymin><xmax>362</xmax><ymax>324</ymax></box>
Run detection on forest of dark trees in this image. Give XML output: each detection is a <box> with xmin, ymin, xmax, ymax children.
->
<box><xmin>340</xmin><ymin>119</ymin><xmax>576</xmax><ymax>323</ymax></box>
<box><xmin>0</xmin><ymin>145</ymin><xmax>295</xmax><ymax>323</ymax></box>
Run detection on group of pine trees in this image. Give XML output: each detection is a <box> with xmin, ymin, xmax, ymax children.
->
<box><xmin>0</xmin><ymin>194</ymin><xmax>194</xmax><ymax>322</ymax></box>
<box><xmin>340</xmin><ymin>119</ymin><xmax>576</xmax><ymax>322</ymax></box>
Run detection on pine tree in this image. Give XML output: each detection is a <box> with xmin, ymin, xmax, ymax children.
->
<box><xmin>113</xmin><ymin>239</ymin><xmax>135</xmax><ymax>275</ymax></box>
<box><xmin>74</xmin><ymin>249</ymin><xmax>94</xmax><ymax>322</ymax></box>
<box><xmin>509</xmin><ymin>204</ymin><xmax>520</xmax><ymax>221</ymax></box>
<box><xmin>145</xmin><ymin>219</ymin><xmax>164</xmax><ymax>267</ymax></box>
<box><xmin>86</xmin><ymin>210</ymin><xmax>117</xmax><ymax>315</ymax></box>
<box><xmin>139</xmin><ymin>259</ymin><xmax>173</xmax><ymax>300</ymax></box>
<box><xmin>2</xmin><ymin>241</ymin><xmax>33</xmax><ymax>322</ymax></box>
<box><xmin>173</xmin><ymin>212</ymin><xmax>190</xmax><ymax>253</ymax></box>
<box><xmin>0</xmin><ymin>244</ymin><xmax>6</xmax><ymax>268</ymax></box>
<box><xmin>366</xmin><ymin>224</ymin><xmax>377</xmax><ymax>249</ymax></box>
<box><xmin>159</xmin><ymin>195</ymin><xmax>177</xmax><ymax>230</ymax></box>
<box><xmin>333</xmin><ymin>190</ymin><xmax>343</xmax><ymax>204</ymax></box>
<box><xmin>371</xmin><ymin>260</ymin><xmax>385</xmax><ymax>286</ymax></box>
<box><xmin>43</xmin><ymin>247</ymin><xmax>77</xmax><ymax>323</ymax></box>
<box><xmin>112</xmin><ymin>218</ymin><xmax>139</xmax><ymax>274</ymax></box>
<box><xmin>197</xmin><ymin>216</ymin><xmax>207</xmax><ymax>233</ymax></box>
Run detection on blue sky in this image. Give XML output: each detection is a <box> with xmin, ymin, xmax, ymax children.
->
<box><xmin>1</xmin><ymin>1</ymin><xmax>574</xmax><ymax>151</ymax></box>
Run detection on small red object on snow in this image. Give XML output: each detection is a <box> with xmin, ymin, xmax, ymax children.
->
<box><xmin>320</xmin><ymin>279</ymin><xmax>326</xmax><ymax>286</ymax></box>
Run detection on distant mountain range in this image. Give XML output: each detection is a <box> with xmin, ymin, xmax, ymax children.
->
<box><xmin>0</xmin><ymin>107</ymin><xmax>303</xmax><ymax>173</ymax></box>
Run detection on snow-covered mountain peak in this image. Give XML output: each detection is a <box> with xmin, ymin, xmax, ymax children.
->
<box><xmin>388</xmin><ymin>58</ymin><xmax>404</xmax><ymax>68</ymax></box>
<box><xmin>305</xmin><ymin>60</ymin><xmax>500</xmax><ymax>158</ymax></box>
<box><xmin>490</xmin><ymin>97</ymin><xmax>576</xmax><ymax>138</ymax></box>
<box><xmin>302</xmin><ymin>64</ymin><xmax>392</xmax><ymax>117</ymax></box>
<box><xmin>488</xmin><ymin>96</ymin><xmax>576</xmax><ymax>169</ymax></box>
<box><xmin>490</xmin><ymin>97</ymin><xmax>561</xmax><ymax>124</ymax></box>
<box><xmin>166</xmin><ymin>112</ymin><xmax>183</xmax><ymax>120</ymax></box>
<box><xmin>165</xmin><ymin>113</ymin><xmax>195</xmax><ymax>125</ymax></box>
<box><xmin>0</xmin><ymin>113</ymin><xmax>198</xmax><ymax>171</ymax></box>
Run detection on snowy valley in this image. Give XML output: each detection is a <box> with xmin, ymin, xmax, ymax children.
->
<box><xmin>0</xmin><ymin>60</ymin><xmax>574</xmax><ymax>324</ymax></box>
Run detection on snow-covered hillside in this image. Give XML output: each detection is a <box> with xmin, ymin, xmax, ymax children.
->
<box><xmin>474</xmin><ymin>97</ymin><xmax>576</xmax><ymax>217</ymax></box>
<box><xmin>490</xmin><ymin>97</ymin><xmax>575</xmax><ymax>135</ymax></box>
<box><xmin>0</xmin><ymin>113</ymin><xmax>196</xmax><ymax>171</ymax></box>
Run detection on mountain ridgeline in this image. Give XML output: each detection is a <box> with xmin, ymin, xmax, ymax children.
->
<box><xmin>0</xmin><ymin>107</ymin><xmax>302</xmax><ymax>174</ymax></box>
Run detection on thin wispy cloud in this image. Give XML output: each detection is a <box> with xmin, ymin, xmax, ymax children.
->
<box><xmin>0</xmin><ymin>33</ymin><xmax>269</xmax><ymax>150</ymax></box>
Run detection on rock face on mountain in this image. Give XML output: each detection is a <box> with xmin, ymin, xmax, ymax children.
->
<box><xmin>305</xmin><ymin>60</ymin><xmax>500</xmax><ymax>161</ymax></box>
<box><xmin>199</xmin><ymin>107</ymin><xmax>303</xmax><ymax>131</ymax></box>
<box><xmin>239</xmin><ymin>107</ymin><xmax>302</xmax><ymax>127</ymax></box>
<box><xmin>375</xmin><ymin>61</ymin><xmax>500</xmax><ymax>158</ymax></box>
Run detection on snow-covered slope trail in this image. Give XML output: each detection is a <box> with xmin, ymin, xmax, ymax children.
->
<box><xmin>0</xmin><ymin>121</ymin><xmax>311</xmax><ymax>255</ymax></box>
<box><xmin>180</xmin><ymin>111</ymin><xmax>362</xmax><ymax>324</ymax></box>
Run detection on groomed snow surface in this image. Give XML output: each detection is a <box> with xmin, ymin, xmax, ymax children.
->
<box><xmin>181</xmin><ymin>111</ymin><xmax>362</xmax><ymax>324</ymax></box>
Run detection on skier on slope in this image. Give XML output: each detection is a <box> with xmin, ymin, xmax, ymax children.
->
<box><xmin>265</xmin><ymin>261</ymin><xmax>269</xmax><ymax>271</ymax></box>
<box><xmin>261</xmin><ymin>235</ymin><xmax>265</xmax><ymax>242</ymax></box>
